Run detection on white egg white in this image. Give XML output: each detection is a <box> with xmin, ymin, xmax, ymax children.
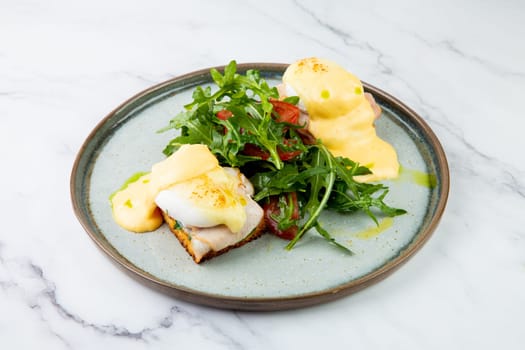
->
<box><xmin>154</xmin><ymin>167</ymin><xmax>263</xmax><ymax>260</ymax></box>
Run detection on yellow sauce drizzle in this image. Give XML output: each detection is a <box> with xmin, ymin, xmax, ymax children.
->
<box><xmin>355</xmin><ymin>217</ymin><xmax>394</xmax><ymax>239</ymax></box>
<box><xmin>398</xmin><ymin>165</ymin><xmax>437</xmax><ymax>188</ymax></box>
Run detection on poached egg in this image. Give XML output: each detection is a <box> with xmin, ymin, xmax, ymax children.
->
<box><xmin>282</xmin><ymin>57</ymin><xmax>400</xmax><ymax>182</ymax></box>
<box><xmin>110</xmin><ymin>144</ymin><xmax>261</xmax><ymax>238</ymax></box>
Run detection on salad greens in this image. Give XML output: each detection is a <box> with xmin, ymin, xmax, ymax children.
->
<box><xmin>160</xmin><ymin>60</ymin><xmax>406</xmax><ymax>253</ymax></box>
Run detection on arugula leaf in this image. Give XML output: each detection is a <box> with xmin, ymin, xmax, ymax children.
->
<box><xmin>160</xmin><ymin>61</ymin><xmax>291</xmax><ymax>169</ymax></box>
<box><xmin>160</xmin><ymin>60</ymin><xmax>406</xmax><ymax>253</ymax></box>
<box><xmin>315</xmin><ymin>222</ymin><xmax>354</xmax><ymax>255</ymax></box>
<box><xmin>282</xmin><ymin>96</ymin><xmax>300</xmax><ymax>105</ymax></box>
<box><xmin>282</xmin><ymin>144</ymin><xmax>341</xmax><ymax>250</ymax></box>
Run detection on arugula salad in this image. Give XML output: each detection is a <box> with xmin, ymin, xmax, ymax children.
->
<box><xmin>159</xmin><ymin>61</ymin><xmax>406</xmax><ymax>253</ymax></box>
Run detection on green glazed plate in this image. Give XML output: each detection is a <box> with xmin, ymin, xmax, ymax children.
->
<box><xmin>71</xmin><ymin>63</ymin><xmax>449</xmax><ymax>311</ymax></box>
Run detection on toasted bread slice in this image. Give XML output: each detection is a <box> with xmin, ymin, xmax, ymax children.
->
<box><xmin>162</xmin><ymin>211</ymin><xmax>266</xmax><ymax>264</ymax></box>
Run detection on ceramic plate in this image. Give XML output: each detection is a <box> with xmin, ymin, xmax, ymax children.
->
<box><xmin>71</xmin><ymin>63</ymin><xmax>449</xmax><ymax>311</ymax></box>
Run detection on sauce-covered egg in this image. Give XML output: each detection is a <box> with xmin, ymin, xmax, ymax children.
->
<box><xmin>283</xmin><ymin>57</ymin><xmax>399</xmax><ymax>182</ymax></box>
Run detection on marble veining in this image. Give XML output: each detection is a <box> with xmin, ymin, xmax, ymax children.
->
<box><xmin>291</xmin><ymin>0</ymin><xmax>395</xmax><ymax>75</ymax></box>
<box><xmin>1</xmin><ymin>0</ymin><xmax>524</xmax><ymax>349</ymax></box>
<box><xmin>440</xmin><ymin>40</ymin><xmax>525</xmax><ymax>78</ymax></box>
<box><xmin>0</xmin><ymin>247</ymin><xmax>252</xmax><ymax>349</ymax></box>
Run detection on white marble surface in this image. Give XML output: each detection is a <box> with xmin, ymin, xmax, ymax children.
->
<box><xmin>1</xmin><ymin>0</ymin><xmax>524</xmax><ymax>348</ymax></box>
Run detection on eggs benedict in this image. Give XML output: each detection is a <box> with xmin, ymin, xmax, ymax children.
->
<box><xmin>111</xmin><ymin>144</ymin><xmax>265</xmax><ymax>263</ymax></box>
<box><xmin>282</xmin><ymin>57</ymin><xmax>399</xmax><ymax>182</ymax></box>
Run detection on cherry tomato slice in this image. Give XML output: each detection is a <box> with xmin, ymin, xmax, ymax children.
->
<box><xmin>277</xmin><ymin>139</ymin><xmax>302</xmax><ymax>161</ymax></box>
<box><xmin>242</xmin><ymin>143</ymin><xmax>270</xmax><ymax>160</ymax></box>
<box><xmin>270</xmin><ymin>100</ymin><xmax>300</xmax><ymax>124</ymax></box>
<box><xmin>216</xmin><ymin>109</ymin><xmax>233</xmax><ymax>120</ymax></box>
<box><xmin>263</xmin><ymin>193</ymin><xmax>299</xmax><ymax>240</ymax></box>
<box><xmin>276</xmin><ymin>150</ymin><xmax>301</xmax><ymax>161</ymax></box>
<box><xmin>241</xmin><ymin>143</ymin><xmax>301</xmax><ymax>161</ymax></box>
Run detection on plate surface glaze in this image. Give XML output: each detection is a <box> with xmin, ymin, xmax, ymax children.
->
<box><xmin>71</xmin><ymin>63</ymin><xmax>449</xmax><ymax>310</ymax></box>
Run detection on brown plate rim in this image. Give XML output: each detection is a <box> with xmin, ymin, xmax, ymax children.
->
<box><xmin>70</xmin><ymin>62</ymin><xmax>450</xmax><ymax>311</ymax></box>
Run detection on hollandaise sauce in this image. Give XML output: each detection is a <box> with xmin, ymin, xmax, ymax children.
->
<box><xmin>110</xmin><ymin>172</ymin><xmax>163</xmax><ymax>232</ymax></box>
<box><xmin>110</xmin><ymin>144</ymin><xmax>247</xmax><ymax>233</ymax></box>
<box><xmin>283</xmin><ymin>57</ymin><xmax>400</xmax><ymax>182</ymax></box>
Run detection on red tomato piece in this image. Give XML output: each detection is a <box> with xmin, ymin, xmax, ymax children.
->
<box><xmin>242</xmin><ymin>143</ymin><xmax>270</xmax><ymax>160</ymax></box>
<box><xmin>277</xmin><ymin>149</ymin><xmax>301</xmax><ymax>161</ymax></box>
<box><xmin>242</xmin><ymin>142</ymin><xmax>302</xmax><ymax>161</ymax></box>
<box><xmin>277</xmin><ymin>139</ymin><xmax>302</xmax><ymax>161</ymax></box>
<box><xmin>216</xmin><ymin>109</ymin><xmax>233</xmax><ymax>120</ymax></box>
<box><xmin>270</xmin><ymin>100</ymin><xmax>300</xmax><ymax>124</ymax></box>
<box><xmin>263</xmin><ymin>193</ymin><xmax>299</xmax><ymax>240</ymax></box>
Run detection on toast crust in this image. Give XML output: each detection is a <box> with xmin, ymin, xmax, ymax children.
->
<box><xmin>162</xmin><ymin>212</ymin><xmax>265</xmax><ymax>264</ymax></box>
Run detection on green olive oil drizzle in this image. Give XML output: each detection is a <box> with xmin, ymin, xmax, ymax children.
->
<box><xmin>355</xmin><ymin>217</ymin><xmax>394</xmax><ymax>239</ymax></box>
<box><xmin>109</xmin><ymin>171</ymin><xmax>149</xmax><ymax>202</ymax></box>
<box><xmin>398</xmin><ymin>165</ymin><xmax>437</xmax><ymax>188</ymax></box>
